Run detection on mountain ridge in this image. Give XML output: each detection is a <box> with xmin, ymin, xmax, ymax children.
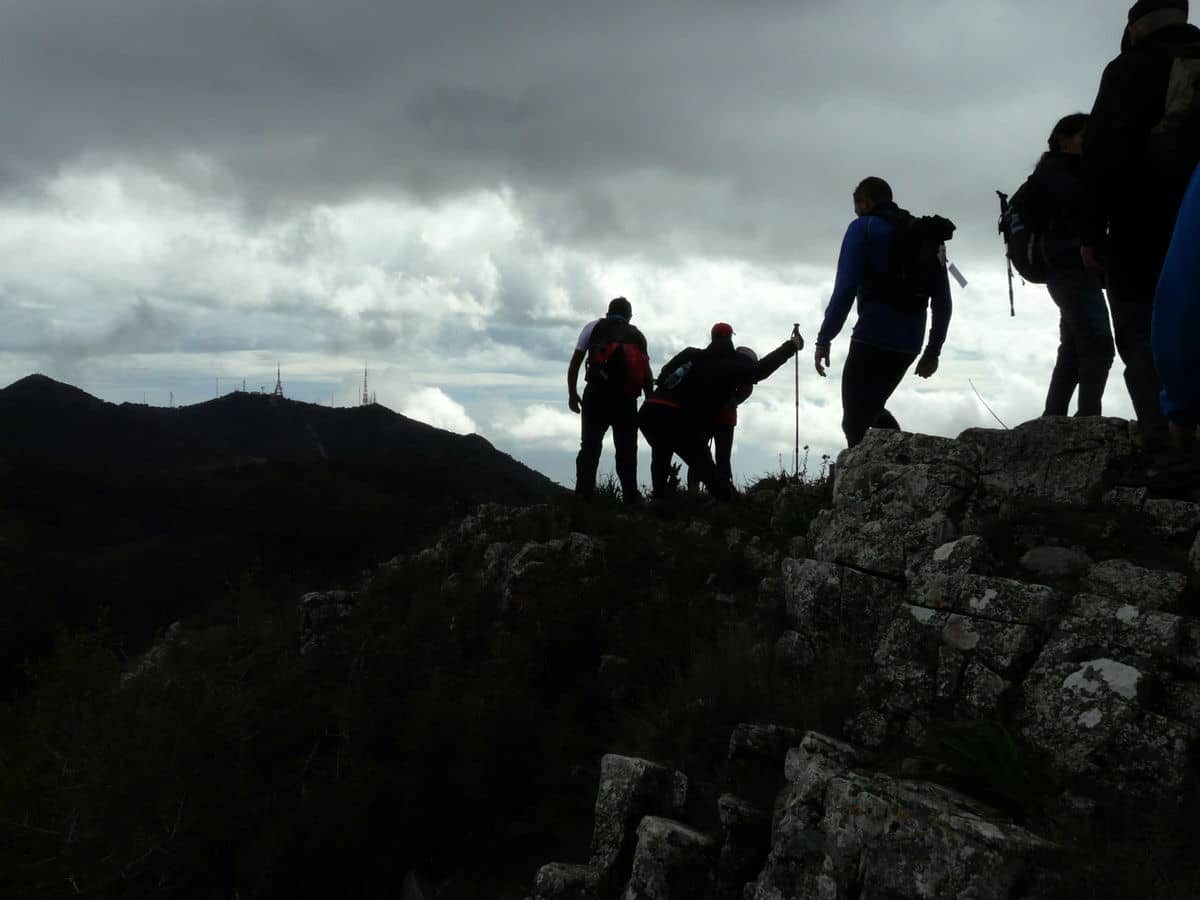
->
<box><xmin>0</xmin><ymin>373</ymin><xmax>553</xmax><ymax>490</ymax></box>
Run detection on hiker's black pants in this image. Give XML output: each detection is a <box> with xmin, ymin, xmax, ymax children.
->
<box><xmin>686</xmin><ymin>424</ymin><xmax>735</xmax><ymax>491</ymax></box>
<box><xmin>576</xmin><ymin>384</ymin><xmax>639</xmax><ymax>500</ymax></box>
<box><xmin>1107</xmin><ymin>275</ymin><xmax>1170</xmax><ymax>449</ymax></box>
<box><xmin>1043</xmin><ymin>270</ymin><xmax>1115</xmax><ymax>417</ymax></box>
<box><xmin>841</xmin><ymin>340</ymin><xmax>918</xmax><ymax>448</ymax></box>
<box><xmin>638</xmin><ymin>403</ymin><xmax>732</xmax><ymax>500</ymax></box>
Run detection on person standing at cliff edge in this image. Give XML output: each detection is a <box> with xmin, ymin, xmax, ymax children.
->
<box><xmin>1080</xmin><ymin>0</ymin><xmax>1200</xmax><ymax>452</ymax></box>
<box><xmin>813</xmin><ymin>177</ymin><xmax>954</xmax><ymax>448</ymax></box>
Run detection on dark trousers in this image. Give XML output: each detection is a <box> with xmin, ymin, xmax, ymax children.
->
<box><xmin>576</xmin><ymin>384</ymin><xmax>639</xmax><ymax>500</ymax></box>
<box><xmin>1043</xmin><ymin>270</ymin><xmax>1115</xmax><ymax>417</ymax></box>
<box><xmin>686</xmin><ymin>424</ymin><xmax>735</xmax><ymax>491</ymax></box>
<box><xmin>1107</xmin><ymin>275</ymin><xmax>1170</xmax><ymax>449</ymax></box>
<box><xmin>841</xmin><ymin>340</ymin><xmax>918</xmax><ymax>448</ymax></box>
<box><xmin>638</xmin><ymin>403</ymin><xmax>732</xmax><ymax>500</ymax></box>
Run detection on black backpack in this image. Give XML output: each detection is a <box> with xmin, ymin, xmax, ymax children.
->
<box><xmin>998</xmin><ymin>176</ymin><xmax>1055</xmax><ymax>285</ymax></box>
<box><xmin>1148</xmin><ymin>42</ymin><xmax>1200</xmax><ymax>185</ymax></box>
<box><xmin>864</xmin><ymin>210</ymin><xmax>956</xmax><ymax>311</ymax></box>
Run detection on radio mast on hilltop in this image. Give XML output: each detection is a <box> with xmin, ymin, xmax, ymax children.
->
<box><xmin>361</xmin><ymin>366</ymin><xmax>370</xmax><ymax>406</ymax></box>
<box><xmin>273</xmin><ymin>364</ymin><xmax>285</xmax><ymax>398</ymax></box>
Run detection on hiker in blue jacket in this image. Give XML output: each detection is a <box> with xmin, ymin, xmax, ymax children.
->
<box><xmin>1153</xmin><ymin>161</ymin><xmax>1200</xmax><ymax>450</ymax></box>
<box><xmin>814</xmin><ymin>177</ymin><xmax>954</xmax><ymax>447</ymax></box>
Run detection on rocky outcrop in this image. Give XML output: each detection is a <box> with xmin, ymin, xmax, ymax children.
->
<box><xmin>529</xmin><ymin>418</ymin><xmax>1199</xmax><ymax>900</ymax></box>
<box><xmin>788</xmin><ymin>419</ymin><xmax>1199</xmax><ymax>808</ymax></box>
<box><xmin>533</xmin><ymin>754</ymin><xmax>690</xmax><ymax>900</ymax></box>
<box><xmin>750</xmin><ymin>732</ymin><xmax>1059</xmax><ymax>900</ymax></box>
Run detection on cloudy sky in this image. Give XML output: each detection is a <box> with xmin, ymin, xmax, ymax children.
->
<box><xmin>0</xmin><ymin>0</ymin><xmax>1139</xmax><ymax>486</ymax></box>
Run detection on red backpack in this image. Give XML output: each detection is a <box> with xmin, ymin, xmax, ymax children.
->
<box><xmin>586</xmin><ymin>319</ymin><xmax>650</xmax><ymax>400</ymax></box>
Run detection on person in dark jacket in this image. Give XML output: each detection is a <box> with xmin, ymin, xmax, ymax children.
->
<box><xmin>686</xmin><ymin>332</ymin><xmax>757</xmax><ymax>493</ymax></box>
<box><xmin>1154</xmin><ymin>161</ymin><xmax>1200</xmax><ymax>449</ymax></box>
<box><xmin>814</xmin><ymin>177</ymin><xmax>953</xmax><ymax>448</ymax></box>
<box><xmin>1080</xmin><ymin>0</ymin><xmax>1200</xmax><ymax>448</ymax></box>
<box><xmin>568</xmin><ymin>296</ymin><xmax>654</xmax><ymax>503</ymax></box>
<box><xmin>640</xmin><ymin>327</ymin><xmax>802</xmax><ymax>500</ymax></box>
<box><xmin>1033</xmin><ymin>114</ymin><xmax>1117</xmax><ymax>416</ymax></box>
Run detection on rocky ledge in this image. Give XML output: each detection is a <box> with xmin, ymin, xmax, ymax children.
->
<box><xmin>529</xmin><ymin>418</ymin><xmax>1199</xmax><ymax>900</ymax></box>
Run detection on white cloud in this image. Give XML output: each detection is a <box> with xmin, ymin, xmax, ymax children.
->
<box><xmin>401</xmin><ymin>387</ymin><xmax>478</xmax><ymax>435</ymax></box>
<box><xmin>499</xmin><ymin>404</ymin><xmax>581</xmax><ymax>452</ymax></box>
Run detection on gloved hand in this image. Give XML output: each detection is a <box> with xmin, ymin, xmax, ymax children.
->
<box><xmin>914</xmin><ymin>352</ymin><xmax>939</xmax><ymax>379</ymax></box>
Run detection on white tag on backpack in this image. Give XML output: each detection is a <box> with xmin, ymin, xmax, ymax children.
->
<box><xmin>948</xmin><ymin>262</ymin><xmax>968</xmax><ymax>288</ymax></box>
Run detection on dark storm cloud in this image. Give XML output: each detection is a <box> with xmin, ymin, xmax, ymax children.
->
<box><xmin>0</xmin><ymin>0</ymin><xmax>1123</xmax><ymax>265</ymax></box>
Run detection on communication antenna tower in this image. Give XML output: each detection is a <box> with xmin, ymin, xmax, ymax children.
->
<box><xmin>273</xmin><ymin>364</ymin><xmax>285</xmax><ymax>398</ymax></box>
<box><xmin>361</xmin><ymin>366</ymin><xmax>370</xmax><ymax>406</ymax></box>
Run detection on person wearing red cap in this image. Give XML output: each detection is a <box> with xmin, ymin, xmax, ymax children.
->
<box><xmin>639</xmin><ymin>324</ymin><xmax>802</xmax><ymax>500</ymax></box>
<box><xmin>1080</xmin><ymin>0</ymin><xmax>1199</xmax><ymax>453</ymax></box>
<box><xmin>686</xmin><ymin>330</ymin><xmax>757</xmax><ymax>493</ymax></box>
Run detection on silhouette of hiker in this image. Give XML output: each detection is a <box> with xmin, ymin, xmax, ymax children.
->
<box><xmin>1080</xmin><ymin>0</ymin><xmax>1200</xmax><ymax>451</ymax></box>
<box><xmin>640</xmin><ymin>326</ymin><xmax>802</xmax><ymax>501</ymax></box>
<box><xmin>568</xmin><ymin>297</ymin><xmax>654</xmax><ymax>503</ymax></box>
<box><xmin>814</xmin><ymin>177</ymin><xmax>954</xmax><ymax>448</ymax></box>
<box><xmin>685</xmin><ymin>326</ymin><xmax>757</xmax><ymax>493</ymax></box>
<box><xmin>1154</xmin><ymin>161</ymin><xmax>1200</xmax><ymax>450</ymax></box>
<box><xmin>1027</xmin><ymin>114</ymin><xmax>1117</xmax><ymax>416</ymax></box>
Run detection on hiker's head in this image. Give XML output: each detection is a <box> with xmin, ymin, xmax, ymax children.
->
<box><xmin>709</xmin><ymin>322</ymin><xmax>735</xmax><ymax>352</ymax></box>
<box><xmin>1049</xmin><ymin>113</ymin><xmax>1089</xmax><ymax>155</ymax></box>
<box><xmin>853</xmin><ymin>177</ymin><xmax>893</xmax><ymax>217</ymax></box>
<box><xmin>1127</xmin><ymin>1</ymin><xmax>1188</xmax><ymax>44</ymax></box>
<box><xmin>607</xmin><ymin>296</ymin><xmax>632</xmax><ymax>320</ymax></box>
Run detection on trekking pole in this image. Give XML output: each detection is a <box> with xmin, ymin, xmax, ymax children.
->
<box><xmin>996</xmin><ymin>191</ymin><xmax>1016</xmax><ymax>317</ymax></box>
<box><xmin>792</xmin><ymin>323</ymin><xmax>802</xmax><ymax>478</ymax></box>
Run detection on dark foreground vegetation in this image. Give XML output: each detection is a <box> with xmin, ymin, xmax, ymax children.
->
<box><xmin>2</xmin><ymin>464</ymin><xmax>1198</xmax><ymax>899</ymax></box>
<box><xmin>0</xmin><ymin>473</ymin><xmax>843</xmax><ymax>899</ymax></box>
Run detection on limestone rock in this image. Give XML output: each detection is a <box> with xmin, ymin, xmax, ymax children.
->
<box><xmin>909</xmin><ymin>573</ymin><xmax>1063</xmax><ymax>627</ymax></box>
<box><xmin>590</xmin><ymin>755</ymin><xmax>689</xmax><ymax>893</ymax></box>
<box><xmin>1019</xmin><ymin>546</ymin><xmax>1093</xmax><ymax>580</ymax></box>
<box><xmin>1021</xmin><ymin>653</ymin><xmax>1192</xmax><ymax>802</ymax></box>
<box><xmin>925</xmin><ymin>534</ymin><xmax>996</xmax><ymax>576</ymax></box>
<box><xmin>622</xmin><ymin>817</ymin><xmax>716</xmax><ymax>900</ymax></box>
<box><xmin>753</xmin><ymin>731</ymin><xmax>1057</xmax><ymax>900</ymax></box>
<box><xmin>812</xmin><ymin>430</ymin><xmax>978</xmax><ymax>578</ymax></box>
<box><xmin>1084</xmin><ymin>559</ymin><xmax>1187</xmax><ymax>611</ymax></box>
<box><xmin>532</xmin><ymin>863</ymin><xmax>599</xmax><ymax>900</ymax></box>
<box><xmin>1144</xmin><ymin>498</ymin><xmax>1200</xmax><ymax>539</ymax></box>
<box><xmin>782</xmin><ymin>557</ymin><xmax>902</xmax><ymax>657</ymax></box>
<box><xmin>1020</xmin><ymin>596</ymin><xmax>1195</xmax><ymax>803</ymax></box>
<box><xmin>959</xmin><ymin>417</ymin><xmax>1137</xmax><ymax>512</ymax></box>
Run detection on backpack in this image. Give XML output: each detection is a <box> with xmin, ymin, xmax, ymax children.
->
<box><xmin>585</xmin><ymin>318</ymin><xmax>649</xmax><ymax>400</ymax></box>
<box><xmin>998</xmin><ymin>176</ymin><xmax>1055</xmax><ymax>285</ymax></box>
<box><xmin>1149</xmin><ymin>42</ymin><xmax>1200</xmax><ymax>185</ymax></box>
<box><xmin>864</xmin><ymin>210</ymin><xmax>956</xmax><ymax>311</ymax></box>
